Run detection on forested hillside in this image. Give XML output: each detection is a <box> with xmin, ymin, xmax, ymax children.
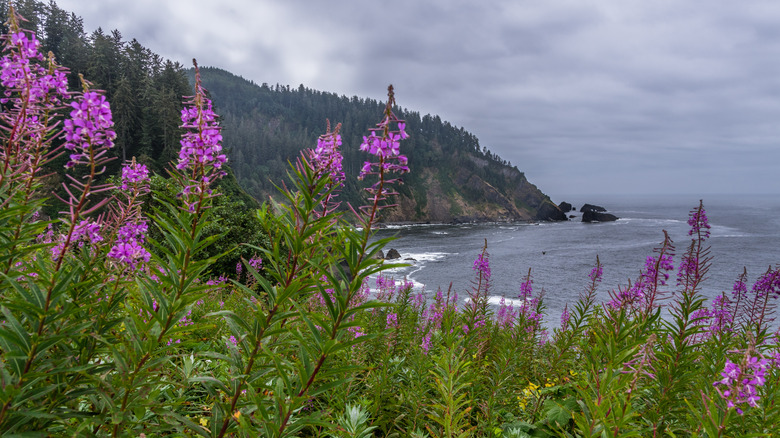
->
<box><xmin>193</xmin><ymin>67</ymin><xmax>564</xmax><ymax>222</ymax></box>
<box><xmin>0</xmin><ymin>0</ymin><xmax>192</xmax><ymax>177</ymax></box>
<box><xmin>3</xmin><ymin>0</ymin><xmax>563</xmax><ymax>223</ymax></box>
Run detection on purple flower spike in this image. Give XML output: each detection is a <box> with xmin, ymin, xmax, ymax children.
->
<box><xmin>519</xmin><ymin>277</ymin><xmax>533</xmax><ymax>299</ymax></box>
<box><xmin>688</xmin><ymin>202</ymin><xmax>712</xmax><ymax>238</ymax></box>
<box><xmin>589</xmin><ymin>265</ymin><xmax>603</xmax><ymax>283</ymax></box>
<box><xmin>120</xmin><ymin>160</ymin><xmax>150</xmax><ymax>190</ymax></box>
<box><xmin>177</xmin><ymin>98</ymin><xmax>226</xmax><ymax>170</ymax></box>
<box><xmin>176</xmin><ymin>61</ymin><xmax>227</xmax><ymax>176</ymax></box>
<box><xmin>714</xmin><ymin>351</ymin><xmax>771</xmax><ymax>414</ymax></box>
<box><xmin>560</xmin><ymin>304</ymin><xmax>570</xmax><ymax>330</ymax></box>
<box><xmin>108</xmin><ymin>220</ymin><xmax>151</xmax><ymax>271</ymax></box>
<box><xmin>63</xmin><ymin>91</ymin><xmax>116</xmax><ymax>168</ymax></box>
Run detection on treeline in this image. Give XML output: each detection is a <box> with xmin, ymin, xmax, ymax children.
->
<box><xmin>0</xmin><ymin>0</ymin><xmax>191</xmax><ymax>177</ymax></box>
<box><xmin>192</xmin><ymin>67</ymin><xmax>527</xmax><ymax>210</ymax></box>
<box><xmin>1</xmin><ymin>0</ymin><xmax>265</xmax><ymax>275</ymax></box>
<box><xmin>3</xmin><ymin>0</ymin><xmax>545</xmax><ymax>221</ymax></box>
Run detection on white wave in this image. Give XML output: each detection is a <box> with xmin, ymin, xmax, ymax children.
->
<box><xmin>400</xmin><ymin>251</ymin><xmax>450</xmax><ymax>262</ymax></box>
<box><xmin>710</xmin><ymin>224</ymin><xmax>747</xmax><ymax>237</ymax></box>
<box><xmin>490</xmin><ymin>296</ymin><xmax>525</xmax><ymax>306</ymax></box>
<box><xmin>463</xmin><ymin>296</ymin><xmax>526</xmax><ymax>307</ymax></box>
<box><xmin>431</xmin><ymin>231</ymin><xmax>449</xmax><ymax>235</ymax></box>
<box><xmin>381</xmin><ymin>223</ymin><xmax>440</xmax><ymax>230</ymax></box>
<box><xmin>618</xmin><ymin>218</ymin><xmax>686</xmax><ymax>227</ymax></box>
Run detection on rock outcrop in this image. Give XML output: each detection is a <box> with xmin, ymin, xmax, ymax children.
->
<box><xmin>559</xmin><ymin>202</ymin><xmax>573</xmax><ymax>213</ymax></box>
<box><xmin>380</xmin><ymin>164</ymin><xmax>560</xmax><ymax>223</ymax></box>
<box><xmin>385</xmin><ymin>248</ymin><xmax>401</xmax><ymax>259</ymax></box>
<box><xmin>535</xmin><ymin>201</ymin><xmax>568</xmax><ymax>221</ymax></box>
<box><xmin>582</xmin><ymin>210</ymin><xmax>618</xmax><ymax>222</ymax></box>
<box><xmin>581</xmin><ymin>204</ymin><xmax>607</xmax><ymax>213</ymax></box>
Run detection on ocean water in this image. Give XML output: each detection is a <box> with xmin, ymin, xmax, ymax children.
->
<box><xmin>372</xmin><ymin>194</ymin><xmax>780</xmax><ymax>328</ymax></box>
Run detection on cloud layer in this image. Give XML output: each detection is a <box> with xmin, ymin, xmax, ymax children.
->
<box><xmin>58</xmin><ymin>0</ymin><xmax>780</xmax><ymax>198</ymax></box>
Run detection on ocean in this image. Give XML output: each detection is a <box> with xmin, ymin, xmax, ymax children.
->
<box><xmin>372</xmin><ymin>194</ymin><xmax>780</xmax><ymax>329</ymax></box>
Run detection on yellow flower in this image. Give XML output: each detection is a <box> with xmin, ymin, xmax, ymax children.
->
<box><xmin>199</xmin><ymin>417</ymin><xmax>208</xmax><ymax>427</ymax></box>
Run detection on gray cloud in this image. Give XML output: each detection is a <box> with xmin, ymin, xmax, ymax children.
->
<box><xmin>56</xmin><ymin>0</ymin><xmax>780</xmax><ymax>198</ymax></box>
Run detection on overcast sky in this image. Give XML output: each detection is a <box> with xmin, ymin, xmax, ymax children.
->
<box><xmin>56</xmin><ymin>0</ymin><xmax>780</xmax><ymax>200</ymax></box>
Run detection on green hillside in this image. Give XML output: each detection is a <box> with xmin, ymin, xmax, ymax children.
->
<box><xmin>192</xmin><ymin>67</ymin><xmax>564</xmax><ymax>222</ymax></box>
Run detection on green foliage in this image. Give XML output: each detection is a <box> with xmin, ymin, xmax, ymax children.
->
<box><xmin>138</xmin><ymin>173</ymin><xmax>269</xmax><ymax>279</ymax></box>
<box><xmin>329</xmin><ymin>404</ymin><xmax>378</xmax><ymax>438</ymax></box>
<box><xmin>425</xmin><ymin>343</ymin><xmax>475</xmax><ymax>438</ymax></box>
<box><xmin>2</xmin><ymin>5</ymin><xmax>780</xmax><ymax>437</ymax></box>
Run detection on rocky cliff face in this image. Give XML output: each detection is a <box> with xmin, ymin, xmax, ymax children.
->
<box><xmin>380</xmin><ymin>154</ymin><xmax>564</xmax><ymax>223</ymax></box>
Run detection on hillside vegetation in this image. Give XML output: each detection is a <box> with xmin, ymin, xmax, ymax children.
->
<box><xmin>192</xmin><ymin>67</ymin><xmax>563</xmax><ymax>222</ymax></box>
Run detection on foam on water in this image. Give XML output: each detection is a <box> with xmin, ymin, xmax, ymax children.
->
<box><xmin>463</xmin><ymin>296</ymin><xmax>526</xmax><ymax>307</ymax></box>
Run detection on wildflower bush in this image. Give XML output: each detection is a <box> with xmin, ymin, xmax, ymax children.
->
<box><xmin>1</xmin><ymin>9</ymin><xmax>780</xmax><ymax>437</ymax></box>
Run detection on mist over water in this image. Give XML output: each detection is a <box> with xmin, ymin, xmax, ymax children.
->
<box><xmin>373</xmin><ymin>194</ymin><xmax>780</xmax><ymax>329</ymax></box>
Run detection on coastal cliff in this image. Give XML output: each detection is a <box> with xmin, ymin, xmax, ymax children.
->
<box><xmin>194</xmin><ymin>67</ymin><xmax>565</xmax><ymax>223</ymax></box>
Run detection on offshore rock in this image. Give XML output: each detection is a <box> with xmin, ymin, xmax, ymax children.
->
<box><xmin>582</xmin><ymin>210</ymin><xmax>618</xmax><ymax>222</ymax></box>
<box><xmin>559</xmin><ymin>201</ymin><xmax>573</xmax><ymax>213</ymax></box>
<box><xmin>581</xmin><ymin>203</ymin><xmax>607</xmax><ymax>213</ymax></box>
<box><xmin>385</xmin><ymin>248</ymin><xmax>401</xmax><ymax>259</ymax></box>
<box><xmin>535</xmin><ymin>200</ymin><xmax>567</xmax><ymax>221</ymax></box>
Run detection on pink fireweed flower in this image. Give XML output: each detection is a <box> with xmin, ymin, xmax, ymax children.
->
<box><xmin>74</xmin><ymin>219</ymin><xmax>103</xmax><ymax>244</ymax></box>
<box><xmin>357</xmin><ymin>85</ymin><xmax>410</xmax><ymax>208</ymax></box>
<box><xmin>205</xmin><ymin>276</ymin><xmax>228</xmax><ymax>286</ymax></box>
<box><xmin>519</xmin><ymin>277</ymin><xmax>533</xmax><ymax>299</ymax></box>
<box><xmin>63</xmin><ymin>91</ymin><xmax>116</xmax><ymax>168</ymax></box>
<box><xmin>688</xmin><ymin>202</ymin><xmax>711</xmax><ymax>238</ymax></box>
<box><xmin>560</xmin><ymin>304</ymin><xmax>570</xmax><ymax>330</ymax></box>
<box><xmin>248</xmin><ymin>256</ymin><xmax>262</xmax><ymax>271</ymax></box>
<box><xmin>375</xmin><ymin>275</ymin><xmax>397</xmax><ymax>303</ymax></box>
<box><xmin>108</xmin><ymin>220</ymin><xmax>151</xmax><ymax>270</ymax></box>
<box><xmin>120</xmin><ymin>160</ymin><xmax>150</xmax><ymax>190</ymax></box>
<box><xmin>645</xmin><ymin>254</ymin><xmax>675</xmax><ymax>286</ymax></box>
<box><xmin>116</xmin><ymin>221</ymin><xmax>147</xmax><ymax>243</ymax></box>
<box><xmin>386</xmin><ymin>312</ymin><xmax>399</xmax><ymax>330</ymax></box>
<box><xmin>1</xmin><ymin>22</ymin><xmax>71</xmax><ymax>182</ymax></box>
<box><xmin>522</xmin><ymin>309</ymin><xmax>543</xmax><ymax>333</ymax></box>
<box><xmin>732</xmin><ymin>276</ymin><xmax>748</xmax><ymax>299</ymax></box>
<box><xmin>707</xmin><ymin>294</ymin><xmax>733</xmax><ymax>335</ymax></box>
<box><xmin>107</xmin><ymin>240</ymin><xmax>150</xmax><ymax>271</ymax></box>
<box><xmin>589</xmin><ymin>265</ymin><xmax>603</xmax><ymax>283</ymax></box>
<box><xmin>472</xmin><ymin>252</ymin><xmax>491</xmax><ymax>280</ymax></box>
<box><xmin>611</xmin><ymin>249</ymin><xmax>675</xmax><ymax>311</ymax></box>
<box><xmin>496</xmin><ymin>297</ymin><xmax>518</xmax><ymax>329</ymax></box>
<box><xmin>309</xmin><ymin>124</ymin><xmax>345</xmax><ymax>185</ymax></box>
<box><xmin>420</xmin><ymin>333</ymin><xmax>432</xmax><ymax>354</ymax></box>
<box><xmin>676</xmin><ymin>255</ymin><xmax>698</xmax><ymax>285</ymax></box>
<box><xmin>608</xmin><ymin>285</ymin><xmax>643</xmax><ymax>310</ymax></box>
<box><xmin>174</xmin><ymin>61</ymin><xmax>227</xmax><ymax>214</ymax></box>
<box><xmin>713</xmin><ymin>353</ymin><xmax>771</xmax><ymax>415</ymax></box>
<box><xmin>752</xmin><ymin>268</ymin><xmax>780</xmax><ymax>300</ymax></box>
<box><xmin>51</xmin><ymin>219</ymin><xmax>103</xmax><ymax>258</ymax></box>
<box><xmin>412</xmin><ymin>291</ymin><xmax>426</xmax><ymax>309</ymax></box>
<box><xmin>1</xmin><ymin>30</ymin><xmax>68</xmax><ymax>108</ymax></box>
<box><xmin>176</xmin><ymin>76</ymin><xmax>226</xmax><ymax>171</ymax></box>
<box><xmin>348</xmin><ymin>326</ymin><xmax>365</xmax><ymax>339</ymax></box>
